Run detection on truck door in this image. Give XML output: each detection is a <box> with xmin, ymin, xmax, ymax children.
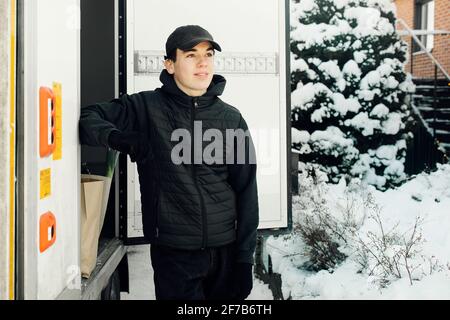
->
<box><xmin>120</xmin><ymin>0</ymin><xmax>292</xmax><ymax>244</ymax></box>
<box><xmin>16</xmin><ymin>0</ymin><xmax>81</xmax><ymax>300</ymax></box>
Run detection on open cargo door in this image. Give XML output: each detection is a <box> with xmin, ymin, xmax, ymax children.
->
<box><xmin>120</xmin><ymin>0</ymin><xmax>292</xmax><ymax>244</ymax></box>
<box><xmin>17</xmin><ymin>0</ymin><xmax>81</xmax><ymax>299</ymax></box>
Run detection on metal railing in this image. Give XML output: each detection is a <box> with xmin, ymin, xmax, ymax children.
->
<box><xmin>397</xmin><ymin>19</ymin><xmax>450</xmax><ymax>138</ymax></box>
<box><xmin>397</xmin><ymin>18</ymin><xmax>450</xmax><ymax>81</ymax></box>
<box><xmin>397</xmin><ymin>19</ymin><xmax>450</xmax><ymax>172</ymax></box>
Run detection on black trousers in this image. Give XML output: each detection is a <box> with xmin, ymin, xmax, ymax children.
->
<box><xmin>150</xmin><ymin>242</ymin><xmax>238</xmax><ymax>300</ymax></box>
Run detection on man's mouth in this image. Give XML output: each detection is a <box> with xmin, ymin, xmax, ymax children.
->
<box><xmin>195</xmin><ymin>72</ymin><xmax>209</xmax><ymax>76</ymax></box>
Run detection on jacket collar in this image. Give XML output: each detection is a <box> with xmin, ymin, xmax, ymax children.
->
<box><xmin>159</xmin><ymin>69</ymin><xmax>226</xmax><ymax>108</ymax></box>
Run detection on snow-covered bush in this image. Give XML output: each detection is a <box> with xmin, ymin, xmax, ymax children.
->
<box><xmin>294</xmin><ymin>165</ymin><xmax>368</xmax><ymax>271</ymax></box>
<box><xmin>290</xmin><ymin>0</ymin><xmax>415</xmax><ymax>190</ymax></box>
<box><xmin>293</xmin><ymin>166</ymin><xmax>443</xmax><ymax>288</ymax></box>
<box><xmin>268</xmin><ymin>165</ymin><xmax>450</xmax><ymax>298</ymax></box>
<box><xmin>354</xmin><ymin>211</ymin><xmax>445</xmax><ymax>288</ymax></box>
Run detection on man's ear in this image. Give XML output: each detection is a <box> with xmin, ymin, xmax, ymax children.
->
<box><xmin>164</xmin><ymin>59</ymin><xmax>175</xmax><ymax>74</ymax></box>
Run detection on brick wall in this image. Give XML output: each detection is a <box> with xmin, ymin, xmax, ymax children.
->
<box><xmin>395</xmin><ymin>0</ymin><xmax>415</xmax><ymax>74</ymax></box>
<box><xmin>394</xmin><ymin>0</ymin><xmax>450</xmax><ymax>80</ymax></box>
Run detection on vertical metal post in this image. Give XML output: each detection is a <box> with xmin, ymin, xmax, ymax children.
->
<box><xmin>433</xmin><ymin>65</ymin><xmax>437</xmax><ymax>139</ymax></box>
<box><xmin>118</xmin><ymin>0</ymin><xmax>127</xmax><ymax>242</ymax></box>
<box><xmin>410</xmin><ymin>37</ymin><xmax>414</xmax><ymax>74</ymax></box>
<box><xmin>16</xmin><ymin>0</ymin><xmax>25</xmax><ymax>300</ymax></box>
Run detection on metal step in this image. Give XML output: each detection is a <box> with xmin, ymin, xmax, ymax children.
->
<box><xmin>81</xmin><ymin>238</ymin><xmax>126</xmax><ymax>300</ymax></box>
<box><xmin>413</xmin><ymin>98</ymin><xmax>450</xmax><ymax>109</ymax></box>
<box><xmin>425</xmin><ymin>119</ymin><xmax>450</xmax><ymax>131</ymax></box>
<box><xmin>415</xmin><ymin>84</ymin><xmax>450</xmax><ymax>89</ymax></box>
<box><xmin>413</xmin><ymin>95</ymin><xmax>450</xmax><ymax>101</ymax></box>
<box><xmin>439</xmin><ymin>142</ymin><xmax>450</xmax><ymax>152</ymax></box>
<box><xmin>414</xmin><ymin>87</ymin><xmax>450</xmax><ymax>97</ymax></box>
<box><xmin>417</xmin><ymin>108</ymin><xmax>450</xmax><ymax>121</ymax></box>
<box><xmin>435</xmin><ymin>130</ymin><xmax>450</xmax><ymax>143</ymax></box>
<box><xmin>413</xmin><ymin>78</ymin><xmax>450</xmax><ymax>87</ymax></box>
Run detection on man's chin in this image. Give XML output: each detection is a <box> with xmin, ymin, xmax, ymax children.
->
<box><xmin>193</xmin><ymin>82</ymin><xmax>212</xmax><ymax>91</ymax></box>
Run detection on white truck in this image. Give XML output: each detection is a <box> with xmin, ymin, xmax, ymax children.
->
<box><xmin>0</xmin><ymin>0</ymin><xmax>291</xmax><ymax>300</ymax></box>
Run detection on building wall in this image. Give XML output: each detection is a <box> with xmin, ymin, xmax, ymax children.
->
<box><xmin>395</xmin><ymin>0</ymin><xmax>450</xmax><ymax>79</ymax></box>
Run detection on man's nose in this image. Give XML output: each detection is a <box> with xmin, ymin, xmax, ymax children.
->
<box><xmin>197</xmin><ymin>56</ymin><xmax>209</xmax><ymax>67</ymax></box>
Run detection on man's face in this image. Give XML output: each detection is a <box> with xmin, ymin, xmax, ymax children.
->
<box><xmin>164</xmin><ymin>41</ymin><xmax>215</xmax><ymax>97</ymax></box>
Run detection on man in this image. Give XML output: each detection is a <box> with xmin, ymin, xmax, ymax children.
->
<box><xmin>79</xmin><ymin>25</ymin><xmax>259</xmax><ymax>300</ymax></box>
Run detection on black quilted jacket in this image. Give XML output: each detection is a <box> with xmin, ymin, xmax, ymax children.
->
<box><xmin>79</xmin><ymin>70</ymin><xmax>259</xmax><ymax>264</ymax></box>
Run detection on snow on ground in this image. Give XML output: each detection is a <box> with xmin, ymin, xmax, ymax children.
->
<box><xmin>121</xmin><ymin>165</ymin><xmax>450</xmax><ymax>300</ymax></box>
<box><xmin>120</xmin><ymin>244</ymin><xmax>273</xmax><ymax>300</ymax></box>
<box><xmin>120</xmin><ymin>245</ymin><xmax>155</xmax><ymax>300</ymax></box>
<box><xmin>267</xmin><ymin>164</ymin><xmax>450</xmax><ymax>299</ymax></box>
<box><xmin>247</xmin><ymin>278</ymin><xmax>274</xmax><ymax>300</ymax></box>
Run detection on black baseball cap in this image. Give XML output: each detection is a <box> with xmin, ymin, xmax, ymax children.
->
<box><xmin>165</xmin><ymin>25</ymin><xmax>222</xmax><ymax>59</ymax></box>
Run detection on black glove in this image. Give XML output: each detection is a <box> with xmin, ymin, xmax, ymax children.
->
<box><xmin>233</xmin><ymin>263</ymin><xmax>253</xmax><ymax>300</ymax></box>
<box><xmin>108</xmin><ymin>130</ymin><xmax>150</xmax><ymax>163</ymax></box>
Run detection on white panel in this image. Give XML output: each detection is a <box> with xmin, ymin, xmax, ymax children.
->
<box><xmin>23</xmin><ymin>0</ymin><xmax>39</xmax><ymax>299</ymax></box>
<box><xmin>426</xmin><ymin>1</ymin><xmax>434</xmax><ymax>51</ymax></box>
<box><xmin>127</xmin><ymin>0</ymin><xmax>288</xmax><ymax>233</ymax></box>
<box><xmin>24</xmin><ymin>0</ymin><xmax>80</xmax><ymax>299</ymax></box>
<box><xmin>127</xmin><ymin>161</ymin><xmax>144</xmax><ymax>238</ymax></box>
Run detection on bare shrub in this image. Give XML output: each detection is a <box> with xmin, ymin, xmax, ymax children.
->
<box><xmin>294</xmin><ymin>165</ymin><xmax>443</xmax><ymax>287</ymax></box>
<box><xmin>294</xmin><ymin>166</ymin><xmax>350</xmax><ymax>271</ymax></box>
<box><xmin>354</xmin><ymin>211</ymin><xmax>443</xmax><ymax>287</ymax></box>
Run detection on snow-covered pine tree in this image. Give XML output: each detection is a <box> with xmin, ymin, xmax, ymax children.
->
<box><xmin>290</xmin><ymin>0</ymin><xmax>415</xmax><ymax>190</ymax></box>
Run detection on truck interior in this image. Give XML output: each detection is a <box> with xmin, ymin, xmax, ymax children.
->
<box><xmin>80</xmin><ymin>0</ymin><xmax>129</xmax><ymax>300</ymax></box>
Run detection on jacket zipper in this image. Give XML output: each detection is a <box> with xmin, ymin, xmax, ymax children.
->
<box><xmin>154</xmin><ymin>181</ymin><xmax>160</xmax><ymax>238</ymax></box>
<box><xmin>155</xmin><ymin>197</ymin><xmax>159</xmax><ymax>238</ymax></box>
<box><xmin>191</xmin><ymin>97</ymin><xmax>208</xmax><ymax>249</ymax></box>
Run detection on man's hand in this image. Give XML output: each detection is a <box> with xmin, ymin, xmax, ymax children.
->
<box><xmin>108</xmin><ymin>130</ymin><xmax>150</xmax><ymax>163</ymax></box>
<box><xmin>233</xmin><ymin>263</ymin><xmax>253</xmax><ymax>300</ymax></box>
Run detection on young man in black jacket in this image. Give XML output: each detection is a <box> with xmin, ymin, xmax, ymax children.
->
<box><xmin>79</xmin><ymin>25</ymin><xmax>259</xmax><ymax>300</ymax></box>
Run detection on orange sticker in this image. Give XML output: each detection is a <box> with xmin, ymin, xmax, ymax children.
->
<box><xmin>39</xmin><ymin>87</ymin><xmax>56</xmax><ymax>158</ymax></box>
<box><xmin>52</xmin><ymin>82</ymin><xmax>62</xmax><ymax>160</ymax></box>
<box><xmin>39</xmin><ymin>212</ymin><xmax>56</xmax><ymax>253</ymax></box>
<box><xmin>40</xmin><ymin>168</ymin><xmax>51</xmax><ymax>199</ymax></box>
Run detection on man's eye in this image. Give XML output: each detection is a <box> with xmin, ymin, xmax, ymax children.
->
<box><xmin>206</xmin><ymin>52</ymin><xmax>214</xmax><ymax>57</ymax></box>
